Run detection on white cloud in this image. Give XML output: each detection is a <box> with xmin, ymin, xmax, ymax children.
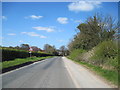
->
<box><xmin>25</xmin><ymin>15</ymin><xmax>43</xmax><ymax>19</ymax></box>
<box><xmin>32</xmin><ymin>26</ymin><xmax>55</xmax><ymax>32</ymax></box>
<box><xmin>40</xmin><ymin>35</ymin><xmax>47</xmax><ymax>38</ymax></box>
<box><xmin>21</xmin><ymin>32</ymin><xmax>47</xmax><ymax>38</ymax></box>
<box><xmin>8</xmin><ymin>33</ymin><xmax>16</xmax><ymax>36</ymax></box>
<box><xmin>22</xmin><ymin>32</ymin><xmax>39</xmax><ymax>36</ymax></box>
<box><xmin>68</xmin><ymin>1</ymin><xmax>101</xmax><ymax>12</ymax></box>
<box><xmin>57</xmin><ymin>17</ymin><xmax>68</xmax><ymax>24</ymax></box>
<box><xmin>2</xmin><ymin>16</ymin><xmax>7</xmax><ymax>20</ymax></box>
<box><xmin>19</xmin><ymin>40</ymin><xmax>24</xmax><ymax>43</ymax></box>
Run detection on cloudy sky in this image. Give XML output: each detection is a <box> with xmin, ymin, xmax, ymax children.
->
<box><xmin>2</xmin><ymin>2</ymin><xmax>118</xmax><ymax>49</ymax></box>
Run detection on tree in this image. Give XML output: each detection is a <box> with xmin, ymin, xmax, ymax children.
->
<box><xmin>52</xmin><ymin>45</ymin><xmax>59</xmax><ymax>55</ymax></box>
<box><xmin>9</xmin><ymin>46</ymin><xmax>14</xmax><ymax>49</ymax></box>
<box><xmin>44</xmin><ymin>44</ymin><xmax>58</xmax><ymax>55</ymax></box>
<box><xmin>44</xmin><ymin>44</ymin><xmax>51</xmax><ymax>53</ymax></box>
<box><xmin>86</xmin><ymin>13</ymin><xmax>118</xmax><ymax>42</ymax></box>
<box><xmin>14</xmin><ymin>46</ymin><xmax>20</xmax><ymax>49</ymax></box>
<box><xmin>31</xmin><ymin>46</ymin><xmax>41</xmax><ymax>52</ymax></box>
<box><xmin>77</xmin><ymin>23</ymin><xmax>100</xmax><ymax>50</ymax></box>
<box><xmin>20</xmin><ymin>44</ymin><xmax>30</xmax><ymax>50</ymax></box>
<box><xmin>59</xmin><ymin>46</ymin><xmax>69</xmax><ymax>56</ymax></box>
<box><xmin>68</xmin><ymin>13</ymin><xmax>118</xmax><ymax>51</ymax></box>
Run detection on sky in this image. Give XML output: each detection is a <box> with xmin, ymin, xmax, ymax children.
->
<box><xmin>2</xmin><ymin>1</ymin><xmax>118</xmax><ymax>49</ymax></box>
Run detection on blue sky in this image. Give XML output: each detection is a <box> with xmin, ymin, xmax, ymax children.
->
<box><xmin>2</xmin><ymin>2</ymin><xmax>118</xmax><ymax>49</ymax></box>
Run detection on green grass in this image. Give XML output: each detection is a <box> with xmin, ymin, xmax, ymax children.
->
<box><xmin>0</xmin><ymin>56</ymin><xmax>53</xmax><ymax>70</ymax></box>
<box><xmin>69</xmin><ymin>49</ymin><xmax>86</xmax><ymax>60</ymax></box>
<box><xmin>90</xmin><ymin>40</ymin><xmax>118</xmax><ymax>68</ymax></box>
<box><xmin>67</xmin><ymin>56</ymin><xmax>118</xmax><ymax>85</ymax></box>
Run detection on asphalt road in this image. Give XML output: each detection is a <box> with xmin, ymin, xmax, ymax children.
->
<box><xmin>2</xmin><ymin>56</ymin><xmax>112</xmax><ymax>88</ymax></box>
<box><xmin>2</xmin><ymin>57</ymin><xmax>75</xmax><ymax>88</ymax></box>
<box><xmin>63</xmin><ymin>57</ymin><xmax>112</xmax><ymax>88</ymax></box>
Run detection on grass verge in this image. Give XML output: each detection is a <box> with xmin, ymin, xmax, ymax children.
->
<box><xmin>0</xmin><ymin>56</ymin><xmax>53</xmax><ymax>70</ymax></box>
<box><xmin>67</xmin><ymin>56</ymin><xmax>118</xmax><ymax>86</ymax></box>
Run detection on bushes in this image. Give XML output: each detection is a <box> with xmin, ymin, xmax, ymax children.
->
<box><xmin>69</xmin><ymin>49</ymin><xmax>86</xmax><ymax>60</ymax></box>
<box><xmin>2</xmin><ymin>48</ymin><xmax>29</xmax><ymax>61</ymax></box>
<box><xmin>93</xmin><ymin>40</ymin><xmax>117</xmax><ymax>59</ymax></box>
<box><xmin>69</xmin><ymin>40</ymin><xmax>118</xmax><ymax>70</ymax></box>
<box><xmin>1</xmin><ymin>48</ymin><xmax>53</xmax><ymax>62</ymax></box>
<box><xmin>91</xmin><ymin>40</ymin><xmax>118</xmax><ymax>69</ymax></box>
<box><xmin>32</xmin><ymin>52</ymin><xmax>52</xmax><ymax>57</ymax></box>
<box><xmin>68</xmin><ymin>40</ymin><xmax>118</xmax><ymax>85</ymax></box>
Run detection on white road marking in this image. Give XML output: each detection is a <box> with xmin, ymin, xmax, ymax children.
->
<box><xmin>63</xmin><ymin>62</ymin><xmax>80</xmax><ymax>88</ymax></box>
<box><xmin>62</xmin><ymin>57</ymin><xmax>112</xmax><ymax>88</ymax></box>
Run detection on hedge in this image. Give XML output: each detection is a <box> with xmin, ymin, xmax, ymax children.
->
<box><xmin>1</xmin><ymin>48</ymin><xmax>53</xmax><ymax>62</ymax></box>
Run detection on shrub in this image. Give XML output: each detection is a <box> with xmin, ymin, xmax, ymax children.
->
<box><xmin>2</xmin><ymin>48</ymin><xmax>29</xmax><ymax>61</ymax></box>
<box><xmin>1</xmin><ymin>48</ymin><xmax>53</xmax><ymax>62</ymax></box>
<box><xmin>91</xmin><ymin>40</ymin><xmax>118</xmax><ymax>67</ymax></box>
<box><xmin>69</xmin><ymin>49</ymin><xmax>86</xmax><ymax>60</ymax></box>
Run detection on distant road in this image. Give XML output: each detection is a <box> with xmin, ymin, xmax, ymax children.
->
<box><xmin>2</xmin><ymin>57</ymin><xmax>112</xmax><ymax>88</ymax></box>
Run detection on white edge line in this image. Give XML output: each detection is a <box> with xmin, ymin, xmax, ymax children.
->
<box><xmin>62</xmin><ymin>57</ymin><xmax>80</xmax><ymax>88</ymax></box>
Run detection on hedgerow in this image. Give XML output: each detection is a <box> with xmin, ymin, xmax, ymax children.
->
<box><xmin>1</xmin><ymin>48</ymin><xmax>53</xmax><ymax>62</ymax></box>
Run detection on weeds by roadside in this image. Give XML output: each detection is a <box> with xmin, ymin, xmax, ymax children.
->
<box><xmin>0</xmin><ymin>56</ymin><xmax>53</xmax><ymax>70</ymax></box>
<box><xmin>67</xmin><ymin>56</ymin><xmax>118</xmax><ymax>86</ymax></box>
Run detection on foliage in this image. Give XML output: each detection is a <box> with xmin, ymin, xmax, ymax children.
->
<box><xmin>0</xmin><ymin>56</ymin><xmax>53</xmax><ymax>70</ymax></box>
<box><xmin>93</xmin><ymin>40</ymin><xmax>118</xmax><ymax>70</ymax></box>
<box><xmin>68</xmin><ymin>13</ymin><xmax>119</xmax><ymax>85</ymax></box>
<box><xmin>44</xmin><ymin>44</ymin><xmax>58</xmax><ymax>55</ymax></box>
<box><xmin>68</xmin><ymin>13</ymin><xmax>119</xmax><ymax>70</ymax></box>
<box><xmin>1</xmin><ymin>47</ymin><xmax>53</xmax><ymax>62</ymax></box>
<box><xmin>68</xmin><ymin>13</ymin><xmax>118</xmax><ymax>51</ymax></box>
<box><xmin>69</xmin><ymin>49</ymin><xmax>86</xmax><ymax>60</ymax></box>
<box><xmin>67</xmin><ymin>57</ymin><xmax>118</xmax><ymax>85</ymax></box>
<box><xmin>2</xmin><ymin>48</ymin><xmax>29</xmax><ymax>61</ymax></box>
<box><xmin>59</xmin><ymin>45</ymin><xmax>69</xmax><ymax>56</ymax></box>
<box><xmin>91</xmin><ymin>40</ymin><xmax>118</xmax><ymax>67</ymax></box>
<box><xmin>20</xmin><ymin>44</ymin><xmax>30</xmax><ymax>50</ymax></box>
<box><xmin>8</xmin><ymin>44</ymin><xmax>42</xmax><ymax>52</ymax></box>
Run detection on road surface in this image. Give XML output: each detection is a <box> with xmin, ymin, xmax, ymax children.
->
<box><xmin>2</xmin><ymin>57</ymin><xmax>112</xmax><ymax>88</ymax></box>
